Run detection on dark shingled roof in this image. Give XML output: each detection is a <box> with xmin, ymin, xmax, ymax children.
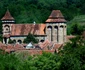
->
<box><xmin>1</xmin><ymin>10</ymin><xmax>14</xmax><ymax>20</ymax></box>
<box><xmin>45</xmin><ymin>10</ymin><xmax>66</xmax><ymax>23</ymax></box>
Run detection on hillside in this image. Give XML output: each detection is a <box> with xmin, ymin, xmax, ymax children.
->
<box><xmin>0</xmin><ymin>0</ymin><xmax>85</xmax><ymax>23</ymax></box>
<box><xmin>0</xmin><ymin>0</ymin><xmax>85</xmax><ymax>33</ymax></box>
<box><xmin>68</xmin><ymin>15</ymin><xmax>85</xmax><ymax>25</ymax></box>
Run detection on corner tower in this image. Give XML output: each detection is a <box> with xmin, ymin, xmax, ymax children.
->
<box><xmin>45</xmin><ymin>10</ymin><xmax>67</xmax><ymax>44</ymax></box>
<box><xmin>1</xmin><ymin>9</ymin><xmax>15</xmax><ymax>44</ymax></box>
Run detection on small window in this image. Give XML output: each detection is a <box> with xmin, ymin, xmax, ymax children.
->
<box><xmin>47</xmin><ymin>26</ymin><xmax>52</xmax><ymax>29</ymax></box>
<box><xmin>6</xmin><ymin>28</ymin><xmax>8</xmax><ymax>31</ymax></box>
<box><xmin>40</xmin><ymin>40</ymin><xmax>44</xmax><ymax>42</ymax></box>
<box><xmin>18</xmin><ymin>40</ymin><xmax>22</xmax><ymax>44</ymax></box>
<box><xmin>54</xmin><ymin>26</ymin><xmax>58</xmax><ymax>29</ymax></box>
<box><xmin>60</xmin><ymin>25</ymin><xmax>63</xmax><ymax>28</ymax></box>
<box><xmin>13</xmin><ymin>40</ymin><xmax>16</xmax><ymax>43</ymax></box>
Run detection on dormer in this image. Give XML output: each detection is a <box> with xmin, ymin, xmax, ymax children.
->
<box><xmin>1</xmin><ymin>9</ymin><xmax>15</xmax><ymax>23</ymax></box>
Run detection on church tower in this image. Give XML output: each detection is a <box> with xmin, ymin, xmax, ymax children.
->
<box><xmin>1</xmin><ymin>9</ymin><xmax>15</xmax><ymax>44</ymax></box>
<box><xmin>45</xmin><ymin>10</ymin><xmax>67</xmax><ymax>44</ymax></box>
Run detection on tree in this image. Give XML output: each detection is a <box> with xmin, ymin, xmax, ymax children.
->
<box><xmin>8</xmin><ymin>39</ymin><xmax>14</xmax><ymax>44</ymax></box>
<box><xmin>23</xmin><ymin>33</ymin><xmax>38</xmax><ymax>43</ymax></box>
<box><xmin>70</xmin><ymin>23</ymin><xmax>83</xmax><ymax>35</ymax></box>
<box><xmin>59</xmin><ymin>36</ymin><xmax>85</xmax><ymax>70</ymax></box>
<box><xmin>60</xmin><ymin>54</ymin><xmax>81</xmax><ymax>70</ymax></box>
<box><xmin>0</xmin><ymin>52</ymin><xmax>21</xmax><ymax>70</ymax></box>
<box><xmin>0</xmin><ymin>35</ymin><xmax>3</xmax><ymax>42</ymax></box>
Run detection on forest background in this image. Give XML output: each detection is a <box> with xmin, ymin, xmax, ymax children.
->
<box><xmin>0</xmin><ymin>0</ymin><xmax>85</xmax><ymax>34</ymax></box>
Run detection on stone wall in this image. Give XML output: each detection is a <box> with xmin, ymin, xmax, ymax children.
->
<box><xmin>46</xmin><ymin>23</ymin><xmax>67</xmax><ymax>44</ymax></box>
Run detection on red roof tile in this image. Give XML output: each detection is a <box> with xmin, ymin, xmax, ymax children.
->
<box><xmin>39</xmin><ymin>40</ymin><xmax>50</xmax><ymax>49</ymax></box>
<box><xmin>14</xmin><ymin>44</ymin><xmax>25</xmax><ymax>50</ymax></box>
<box><xmin>3</xmin><ymin>34</ymin><xmax>10</xmax><ymax>38</ymax></box>
<box><xmin>1</xmin><ymin>10</ymin><xmax>14</xmax><ymax>20</ymax></box>
<box><xmin>6</xmin><ymin>44</ymin><xmax>14</xmax><ymax>49</ymax></box>
<box><xmin>46</xmin><ymin>10</ymin><xmax>66</xmax><ymax>23</ymax></box>
<box><xmin>67</xmin><ymin>35</ymin><xmax>76</xmax><ymax>39</ymax></box>
<box><xmin>53</xmin><ymin>44</ymin><xmax>62</xmax><ymax>49</ymax></box>
<box><xmin>11</xmin><ymin>24</ymin><xmax>46</xmax><ymax>36</ymax></box>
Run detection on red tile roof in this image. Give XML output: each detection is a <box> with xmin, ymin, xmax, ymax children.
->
<box><xmin>0</xmin><ymin>42</ymin><xmax>61</xmax><ymax>54</ymax></box>
<box><xmin>11</xmin><ymin>24</ymin><xmax>46</xmax><ymax>36</ymax></box>
<box><xmin>1</xmin><ymin>10</ymin><xmax>14</xmax><ymax>20</ymax></box>
<box><xmin>3</xmin><ymin>34</ymin><xmax>10</xmax><ymax>38</ymax></box>
<box><xmin>46</xmin><ymin>10</ymin><xmax>66</xmax><ymax>23</ymax></box>
<box><xmin>67</xmin><ymin>35</ymin><xmax>76</xmax><ymax>39</ymax></box>
<box><xmin>39</xmin><ymin>40</ymin><xmax>62</xmax><ymax>50</ymax></box>
<box><xmin>39</xmin><ymin>40</ymin><xmax>50</xmax><ymax>50</ymax></box>
<box><xmin>53</xmin><ymin>44</ymin><xmax>63</xmax><ymax>49</ymax></box>
<box><xmin>0</xmin><ymin>42</ymin><xmax>6</xmax><ymax>49</ymax></box>
<box><xmin>14</xmin><ymin>44</ymin><xmax>25</xmax><ymax>50</ymax></box>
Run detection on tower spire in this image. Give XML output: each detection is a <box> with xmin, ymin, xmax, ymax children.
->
<box><xmin>45</xmin><ymin>10</ymin><xmax>66</xmax><ymax>23</ymax></box>
<box><xmin>1</xmin><ymin>9</ymin><xmax>15</xmax><ymax>23</ymax></box>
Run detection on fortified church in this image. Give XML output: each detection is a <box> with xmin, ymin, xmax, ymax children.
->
<box><xmin>1</xmin><ymin>10</ymin><xmax>67</xmax><ymax>44</ymax></box>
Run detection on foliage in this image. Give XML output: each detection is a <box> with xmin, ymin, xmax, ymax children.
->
<box><xmin>0</xmin><ymin>0</ymin><xmax>85</xmax><ymax>69</ymax></box>
<box><xmin>0</xmin><ymin>21</ymin><xmax>2</xmax><ymax>34</ymax></box>
<box><xmin>59</xmin><ymin>36</ymin><xmax>85</xmax><ymax>70</ymax></box>
<box><xmin>0</xmin><ymin>36</ymin><xmax>85</xmax><ymax>70</ymax></box>
<box><xmin>0</xmin><ymin>0</ymin><xmax>85</xmax><ymax>34</ymax></box>
<box><xmin>8</xmin><ymin>39</ymin><xmax>14</xmax><ymax>44</ymax></box>
<box><xmin>71</xmin><ymin>23</ymin><xmax>83</xmax><ymax>35</ymax></box>
<box><xmin>68</xmin><ymin>23</ymin><xmax>84</xmax><ymax>35</ymax></box>
<box><xmin>0</xmin><ymin>0</ymin><xmax>85</xmax><ymax>23</ymax></box>
<box><xmin>0</xmin><ymin>52</ymin><xmax>21</xmax><ymax>70</ymax></box>
<box><xmin>0</xmin><ymin>35</ymin><xmax>3</xmax><ymax>42</ymax></box>
<box><xmin>23</xmin><ymin>33</ymin><xmax>38</xmax><ymax>43</ymax></box>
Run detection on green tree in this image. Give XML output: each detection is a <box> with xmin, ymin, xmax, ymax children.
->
<box><xmin>8</xmin><ymin>39</ymin><xmax>14</xmax><ymax>44</ymax></box>
<box><xmin>23</xmin><ymin>33</ymin><xmax>38</xmax><ymax>43</ymax></box>
<box><xmin>59</xmin><ymin>36</ymin><xmax>85</xmax><ymax>70</ymax></box>
<box><xmin>0</xmin><ymin>52</ymin><xmax>22</xmax><ymax>70</ymax></box>
<box><xmin>60</xmin><ymin>54</ymin><xmax>81</xmax><ymax>70</ymax></box>
<box><xmin>0</xmin><ymin>35</ymin><xmax>3</xmax><ymax>42</ymax></box>
<box><xmin>70</xmin><ymin>23</ymin><xmax>83</xmax><ymax>35</ymax></box>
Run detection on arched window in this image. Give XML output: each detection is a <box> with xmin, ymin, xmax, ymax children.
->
<box><xmin>17</xmin><ymin>40</ymin><xmax>22</xmax><ymax>44</ymax></box>
<box><xmin>47</xmin><ymin>26</ymin><xmax>52</xmax><ymax>41</ymax></box>
<box><xmin>60</xmin><ymin>25</ymin><xmax>63</xmax><ymax>28</ymax></box>
<box><xmin>54</xmin><ymin>26</ymin><xmax>58</xmax><ymax>42</ymax></box>
<box><xmin>40</xmin><ymin>40</ymin><xmax>44</xmax><ymax>42</ymax></box>
<box><xmin>47</xmin><ymin>26</ymin><xmax>52</xmax><ymax>29</ymax></box>
<box><xmin>54</xmin><ymin>26</ymin><xmax>58</xmax><ymax>29</ymax></box>
<box><xmin>13</xmin><ymin>40</ymin><xmax>16</xmax><ymax>43</ymax></box>
<box><xmin>65</xmin><ymin>26</ymin><xmax>66</xmax><ymax>28</ymax></box>
<box><xmin>4</xmin><ymin>25</ymin><xmax>10</xmax><ymax>27</ymax></box>
<box><xmin>4</xmin><ymin>25</ymin><xmax>10</xmax><ymax>33</ymax></box>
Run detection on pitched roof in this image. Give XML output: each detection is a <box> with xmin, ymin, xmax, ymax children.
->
<box><xmin>46</xmin><ymin>10</ymin><xmax>66</xmax><ymax>23</ymax></box>
<box><xmin>11</xmin><ymin>24</ymin><xmax>46</xmax><ymax>36</ymax></box>
<box><xmin>1</xmin><ymin>10</ymin><xmax>14</xmax><ymax>20</ymax></box>
<box><xmin>39</xmin><ymin>40</ymin><xmax>50</xmax><ymax>50</ymax></box>
<box><xmin>53</xmin><ymin>44</ymin><xmax>63</xmax><ymax>49</ymax></box>
<box><xmin>67</xmin><ymin>35</ymin><xmax>76</xmax><ymax>39</ymax></box>
<box><xmin>3</xmin><ymin>34</ymin><xmax>10</xmax><ymax>38</ymax></box>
